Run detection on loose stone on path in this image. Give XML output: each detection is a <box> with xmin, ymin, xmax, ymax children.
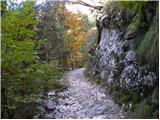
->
<box><xmin>53</xmin><ymin>68</ymin><xmax>125</xmax><ymax>119</ymax></box>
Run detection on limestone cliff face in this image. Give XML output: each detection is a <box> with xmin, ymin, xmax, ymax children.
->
<box><xmin>88</xmin><ymin>1</ymin><xmax>158</xmax><ymax>118</ymax></box>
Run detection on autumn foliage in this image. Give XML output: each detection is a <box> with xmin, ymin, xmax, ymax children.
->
<box><xmin>63</xmin><ymin>9</ymin><xmax>88</xmax><ymax>68</ymax></box>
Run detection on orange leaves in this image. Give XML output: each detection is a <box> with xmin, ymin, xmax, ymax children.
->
<box><xmin>64</xmin><ymin>21</ymin><xmax>81</xmax><ymax>28</ymax></box>
<box><xmin>63</xmin><ymin>10</ymin><xmax>79</xmax><ymax>20</ymax></box>
<box><xmin>63</xmin><ymin>8</ymin><xmax>87</xmax><ymax>68</ymax></box>
<box><xmin>63</xmin><ymin>9</ymin><xmax>82</xmax><ymax>29</ymax></box>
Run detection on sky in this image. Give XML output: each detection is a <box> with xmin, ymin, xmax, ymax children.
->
<box><xmin>16</xmin><ymin>0</ymin><xmax>103</xmax><ymax>13</ymax></box>
<box><xmin>65</xmin><ymin>0</ymin><xmax>103</xmax><ymax>14</ymax></box>
<box><xmin>65</xmin><ymin>0</ymin><xmax>104</xmax><ymax>20</ymax></box>
<box><xmin>16</xmin><ymin>0</ymin><xmax>104</xmax><ymax>19</ymax></box>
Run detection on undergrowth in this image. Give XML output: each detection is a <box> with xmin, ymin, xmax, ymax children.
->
<box><xmin>135</xmin><ymin>6</ymin><xmax>159</xmax><ymax>72</ymax></box>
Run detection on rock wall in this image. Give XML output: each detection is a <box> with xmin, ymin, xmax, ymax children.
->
<box><xmin>88</xmin><ymin>1</ymin><xmax>158</xmax><ymax>118</ymax></box>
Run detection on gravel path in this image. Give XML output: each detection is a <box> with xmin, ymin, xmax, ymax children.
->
<box><xmin>54</xmin><ymin>68</ymin><xmax>124</xmax><ymax>119</ymax></box>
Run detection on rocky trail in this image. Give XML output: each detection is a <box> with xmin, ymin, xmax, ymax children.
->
<box><xmin>35</xmin><ymin>68</ymin><xmax>125</xmax><ymax>119</ymax></box>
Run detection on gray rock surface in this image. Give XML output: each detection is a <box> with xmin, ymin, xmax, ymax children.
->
<box><xmin>48</xmin><ymin>91</ymin><xmax>55</xmax><ymax>96</ymax></box>
<box><xmin>43</xmin><ymin>99</ymin><xmax>55</xmax><ymax>110</ymax></box>
<box><xmin>89</xmin><ymin>11</ymin><xmax>157</xmax><ymax>93</ymax></box>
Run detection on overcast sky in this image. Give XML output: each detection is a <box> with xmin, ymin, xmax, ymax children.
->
<box><xmin>66</xmin><ymin>0</ymin><xmax>103</xmax><ymax>14</ymax></box>
<box><xmin>16</xmin><ymin>0</ymin><xmax>104</xmax><ymax>19</ymax></box>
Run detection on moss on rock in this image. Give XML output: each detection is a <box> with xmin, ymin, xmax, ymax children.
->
<box><xmin>131</xmin><ymin>99</ymin><xmax>152</xmax><ymax>119</ymax></box>
<box><xmin>135</xmin><ymin>5</ymin><xmax>159</xmax><ymax>72</ymax></box>
<box><xmin>90</xmin><ymin>1</ymin><xmax>158</xmax><ymax>119</ymax></box>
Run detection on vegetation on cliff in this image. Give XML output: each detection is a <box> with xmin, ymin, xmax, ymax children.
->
<box><xmin>88</xmin><ymin>1</ymin><xmax>159</xmax><ymax>119</ymax></box>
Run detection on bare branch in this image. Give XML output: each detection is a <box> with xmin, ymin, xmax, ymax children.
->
<box><xmin>62</xmin><ymin>0</ymin><xmax>103</xmax><ymax>10</ymax></box>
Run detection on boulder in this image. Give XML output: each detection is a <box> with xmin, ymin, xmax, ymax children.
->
<box><xmin>43</xmin><ymin>99</ymin><xmax>55</xmax><ymax>110</ymax></box>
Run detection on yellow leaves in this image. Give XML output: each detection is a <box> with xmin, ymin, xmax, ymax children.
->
<box><xmin>63</xmin><ymin>9</ymin><xmax>87</xmax><ymax>68</ymax></box>
<box><xmin>66</xmin><ymin>52</ymin><xmax>84</xmax><ymax>68</ymax></box>
<box><xmin>67</xmin><ymin>57</ymin><xmax>73</xmax><ymax>66</ymax></box>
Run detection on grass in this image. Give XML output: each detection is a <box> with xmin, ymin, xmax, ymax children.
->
<box><xmin>135</xmin><ymin>6</ymin><xmax>158</xmax><ymax>72</ymax></box>
<box><xmin>130</xmin><ymin>99</ymin><xmax>152</xmax><ymax>119</ymax></box>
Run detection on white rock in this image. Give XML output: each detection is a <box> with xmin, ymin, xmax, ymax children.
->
<box><xmin>46</xmin><ymin>99</ymin><xmax>55</xmax><ymax>110</ymax></box>
<box><xmin>92</xmin><ymin>115</ymin><xmax>107</xmax><ymax>119</ymax></box>
<box><xmin>48</xmin><ymin>91</ymin><xmax>55</xmax><ymax>96</ymax></box>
